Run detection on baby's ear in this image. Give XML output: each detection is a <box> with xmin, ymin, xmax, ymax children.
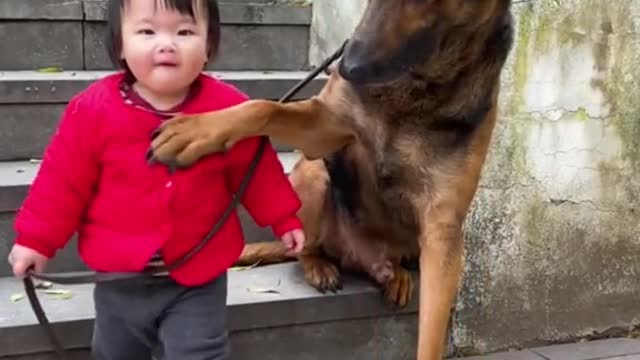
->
<box><xmin>206</xmin><ymin>45</ymin><xmax>216</xmax><ymax>62</ymax></box>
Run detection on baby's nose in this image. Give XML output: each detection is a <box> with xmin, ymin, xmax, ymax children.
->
<box><xmin>157</xmin><ymin>35</ymin><xmax>177</xmax><ymax>52</ymax></box>
<box><xmin>158</xmin><ymin>43</ymin><xmax>176</xmax><ymax>53</ymax></box>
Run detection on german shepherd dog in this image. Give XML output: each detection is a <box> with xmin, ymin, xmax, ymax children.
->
<box><xmin>149</xmin><ymin>0</ymin><xmax>514</xmax><ymax>358</ymax></box>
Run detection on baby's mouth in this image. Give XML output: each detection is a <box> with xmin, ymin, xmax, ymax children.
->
<box><xmin>156</xmin><ymin>62</ymin><xmax>178</xmax><ymax>67</ymax></box>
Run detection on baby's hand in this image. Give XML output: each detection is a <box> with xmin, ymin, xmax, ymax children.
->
<box><xmin>7</xmin><ymin>244</ymin><xmax>48</xmax><ymax>279</ymax></box>
<box><xmin>280</xmin><ymin>229</ymin><xmax>305</xmax><ymax>255</ymax></box>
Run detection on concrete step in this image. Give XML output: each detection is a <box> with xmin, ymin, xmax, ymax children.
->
<box><xmin>0</xmin><ymin>153</ymin><xmax>301</xmax><ymax>212</ymax></box>
<box><xmin>0</xmin><ymin>70</ymin><xmax>326</xmax><ymax>161</ymax></box>
<box><xmin>222</xmin><ymin>0</ymin><xmax>308</xmax><ymax>4</ymax></box>
<box><xmin>223</xmin><ymin>0</ymin><xmax>274</xmax><ymax>3</ymax></box>
<box><xmin>0</xmin><ymin>263</ymin><xmax>420</xmax><ymax>360</ymax></box>
<box><xmin>0</xmin><ymin>0</ymin><xmax>312</xmax><ymax>71</ymax></box>
<box><xmin>0</xmin><ymin>152</ymin><xmax>302</xmax><ymax>277</ymax></box>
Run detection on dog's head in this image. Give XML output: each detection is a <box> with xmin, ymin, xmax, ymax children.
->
<box><xmin>338</xmin><ymin>0</ymin><xmax>511</xmax><ymax>86</ymax></box>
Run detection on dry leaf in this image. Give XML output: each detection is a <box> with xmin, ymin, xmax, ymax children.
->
<box><xmin>35</xmin><ymin>281</ymin><xmax>53</xmax><ymax>289</ymax></box>
<box><xmin>50</xmin><ymin>292</ymin><xmax>74</xmax><ymax>300</ymax></box>
<box><xmin>229</xmin><ymin>261</ymin><xmax>260</xmax><ymax>272</ymax></box>
<box><xmin>10</xmin><ymin>293</ymin><xmax>25</xmax><ymax>303</ymax></box>
<box><xmin>44</xmin><ymin>289</ymin><xmax>73</xmax><ymax>300</ymax></box>
<box><xmin>44</xmin><ymin>289</ymin><xmax>70</xmax><ymax>295</ymax></box>
<box><xmin>37</xmin><ymin>66</ymin><xmax>63</xmax><ymax>73</ymax></box>
<box><xmin>246</xmin><ymin>287</ymin><xmax>280</xmax><ymax>294</ymax></box>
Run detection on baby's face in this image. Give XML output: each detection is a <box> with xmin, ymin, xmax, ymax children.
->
<box><xmin>120</xmin><ymin>0</ymin><xmax>209</xmax><ymax>96</ymax></box>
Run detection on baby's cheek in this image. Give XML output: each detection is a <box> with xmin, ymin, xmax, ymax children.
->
<box><xmin>184</xmin><ymin>38</ymin><xmax>209</xmax><ymax>61</ymax></box>
<box><xmin>124</xmin><ymin>51</ymin><xmax>153</xmax><ymax>75</ymax></box>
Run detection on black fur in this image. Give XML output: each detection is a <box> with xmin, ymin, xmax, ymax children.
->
<box><xmin>324</xmin><ymin>153</ymin><xmax>360</xmax><ymax>221</ymax></box>
<box><xmin>430</xmin><ymin>104</ymin><xmax>491</xmax><ymax>134</ymax></box>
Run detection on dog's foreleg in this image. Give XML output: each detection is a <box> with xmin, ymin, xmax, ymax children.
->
<box><xmin>416</xmin><ymin>217</ymin><xmax>464</xmax><ymax>360</ymax></box>
<box><xmin>149</xmin><ymin>98</ymin><xmax>355</xmax><ymax>167</ymax></box>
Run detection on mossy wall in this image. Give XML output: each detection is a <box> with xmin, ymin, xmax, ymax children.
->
<box><xmin>309</xmin><ymin>0</ymin><xmax>640</xmax><ymax>353</ymax></box>
<box><xmin>458</xmin><ymin>0</ymin><xmax>640</xmax><ymax>353</ymax></box>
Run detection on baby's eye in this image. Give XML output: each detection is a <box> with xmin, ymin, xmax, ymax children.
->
<box><xmin>137</xmin><ymin>29</ymin><xmax>154</xmax><ymax>35</ymax></box>
<box><xmin>177</xmin><ymin>29</ymin><xmax>195</xmax><ymax>36</ymax></box>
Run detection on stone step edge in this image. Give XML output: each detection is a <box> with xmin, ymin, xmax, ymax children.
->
<box><xmin>0</xmin><ymin>1</ymin><xmax>311</xmax><ymax>25</ymax></box>
<box><xmin>0</xmin><ymin>153</ymin><xmax>302</xmax><ymax>213</ymax></box>
<box><xmin>0</xmin><ymin>70</ymin><xmax>328</xmax><ymax>104</ymax></box>
<box><xmin>0</xmin><ymin>70</ymin><xmax>327</xmax><ymax>81</ymax></box>
<box><xmin>0</xmin><ymin>262</ymin><xmax>419</xmax><ymax>357</ymax></box>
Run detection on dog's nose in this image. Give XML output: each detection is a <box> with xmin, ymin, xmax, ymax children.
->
<box><xmin>338</xmin><ymin>40</ymin><xmax>371</xmax><ymax>84</ymax></box>
<box><xmin>338</xmin><ymin>58</ymin><xmax>370</xmax><ymax>84</ymax></box>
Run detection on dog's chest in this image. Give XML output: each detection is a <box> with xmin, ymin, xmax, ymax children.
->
<box><xmin>372</xmin><ymin>137</ymin><xmax>427</xmax><ymax>233</ymax></box>
<box><xmin>342</xmin><ymin>108</ymin><xmax>432</xmax><ymax>234</ymax></box>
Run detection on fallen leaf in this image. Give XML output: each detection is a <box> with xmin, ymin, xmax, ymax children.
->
<box><xmin>10</xmin><ymin>293</ymin><xmax>25</xmax><ymax>303</ymax></box>
<box><xmin>50</xmin><ymin>292</ymin><xmax>74</xmax><ymax>300</ymax></box>
<box><xmin>37</xmin><ymin>66</ymin><xmax>63</xmax><ymax>73</ymax></box>
<box><xmin>35</xmin><ymin>281</ymin><xmax>53</xmax><ymax>289</ymax></box>
<box><xmin>229</xmin><ymin>261</ymin><xmax>260</xmax><ymax>272</ymax></box>
<box><xmin>44</xmin><ymin>289</ymin><xmax>73</xmax><ymax>300</ymax></box>
<box><xmin>44</xmin><ymin>289</ymin><xmax>70</xmax><ymax>295</ymax></box>
<box><xmin>246</xmin><ymin>287</ymin><xmax>280</xmax><ymax>294</ymax></box>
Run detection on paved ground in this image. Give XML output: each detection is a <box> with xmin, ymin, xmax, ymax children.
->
<box><xmin>458</xmin><ymin>338</ymin><xmax>640</xmax><ymax>360</ymax></box>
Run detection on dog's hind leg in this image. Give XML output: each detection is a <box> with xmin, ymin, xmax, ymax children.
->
<box><xmin>293</xmin><ymin>158</ymin><xmax>345</xmax><ymax>293</ymax></box>
<box><xmin>236</xmin><ymin>156</ymin><xmax>332</xmax><ymax>264</ymax></box>
<box><xmin>382</xmin><ymin>263</ymin><xmax>413</xmax><ymax>308</ymax></box>
<box><xmin>235</xmin><ymin>241</ymin><xmax>294</xmax><ymax>266</ymax></box>
<box><xmin>346</xmin><ymin>250</ymin><xmax>414</xmax><ymax>308</ymax></box>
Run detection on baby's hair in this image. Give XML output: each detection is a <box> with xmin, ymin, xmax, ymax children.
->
<box><xmin>105</xmin><ymin>0</ymin><xmax>220</xmax><ymax>72</ymax></box>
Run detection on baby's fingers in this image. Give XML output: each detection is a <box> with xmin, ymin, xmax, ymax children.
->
<box><xmin>12</xmin><ymin>260</ymin><xmax>32</xmax><ymax>279</ymax></box>
<box><xmin>293</xmin><ymin>231</ymin><xmax>305</xmax><ymax>253</ymax></box>
<box><xmin>281</xmin><ymin>233</ymin><xmax>295</xmax><ymax>250</ymax></box>
<box><xmin>33</xmin><ymin>258</ymin><xmax>47</xmax><ymax>273</ymax></box>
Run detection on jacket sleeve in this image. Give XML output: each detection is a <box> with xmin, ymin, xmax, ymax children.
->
<box><xmin>226</xmin><ymin>136</ymin><xmax>302</xmax><ymax>237</ymax></box>
<box><xmin>14</xmin><ymin>95</ymin><xmax>102</xmax><ymax>258</ymax></box>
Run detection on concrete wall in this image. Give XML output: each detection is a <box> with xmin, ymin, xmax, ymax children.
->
<box><xmin>309</xmin><ymin>0</ymin><xmax>640</xmax><ymax>354</ymax></box>
<box><xmin>308</xmin><ymin>0</ymin><xmax>364</xmax><ymax>67</ymax></box>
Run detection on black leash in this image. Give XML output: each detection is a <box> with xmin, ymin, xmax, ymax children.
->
<box><xmin>22</xmin><ymin>40</ymin><xmax>347</xmax><ymax>359</ymax></box>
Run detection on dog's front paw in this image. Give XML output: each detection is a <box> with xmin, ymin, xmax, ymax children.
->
<box><xmin>303</xmin><ymin>258</ymin><xmax>342</xmax><ymax>294</ymax></box>
<box><xmin>148</xmin><ymin>114</ymin><xmax>231</xmax><ymax>167</ymax></box>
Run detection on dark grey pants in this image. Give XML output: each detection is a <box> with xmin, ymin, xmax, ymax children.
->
<box><xmin>91</xmin><ymin>272</ymin><xmax>229</xmax><ymax>360</ymax></box>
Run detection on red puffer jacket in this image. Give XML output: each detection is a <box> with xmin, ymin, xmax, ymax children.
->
<box><xmin>14</xmin><ymin>72</ymin><xmax>302</xmax><ymax>286</ymax></box>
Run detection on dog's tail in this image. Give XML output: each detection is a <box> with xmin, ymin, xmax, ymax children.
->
<box><xmin>235</xmin><ymin>241</ymin><xmax>297</xmax><ymax>266</ymax></box>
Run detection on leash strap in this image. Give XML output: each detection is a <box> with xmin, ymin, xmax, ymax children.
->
<box><xmin>22</xmin><ymin>40</ymin><xmax>348</xmax><ymax>359</ymax></box>
<box><xmin>23</xmin><ymin>276</ymin><xmax>66</xmax><ymax>359</ymax></box>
